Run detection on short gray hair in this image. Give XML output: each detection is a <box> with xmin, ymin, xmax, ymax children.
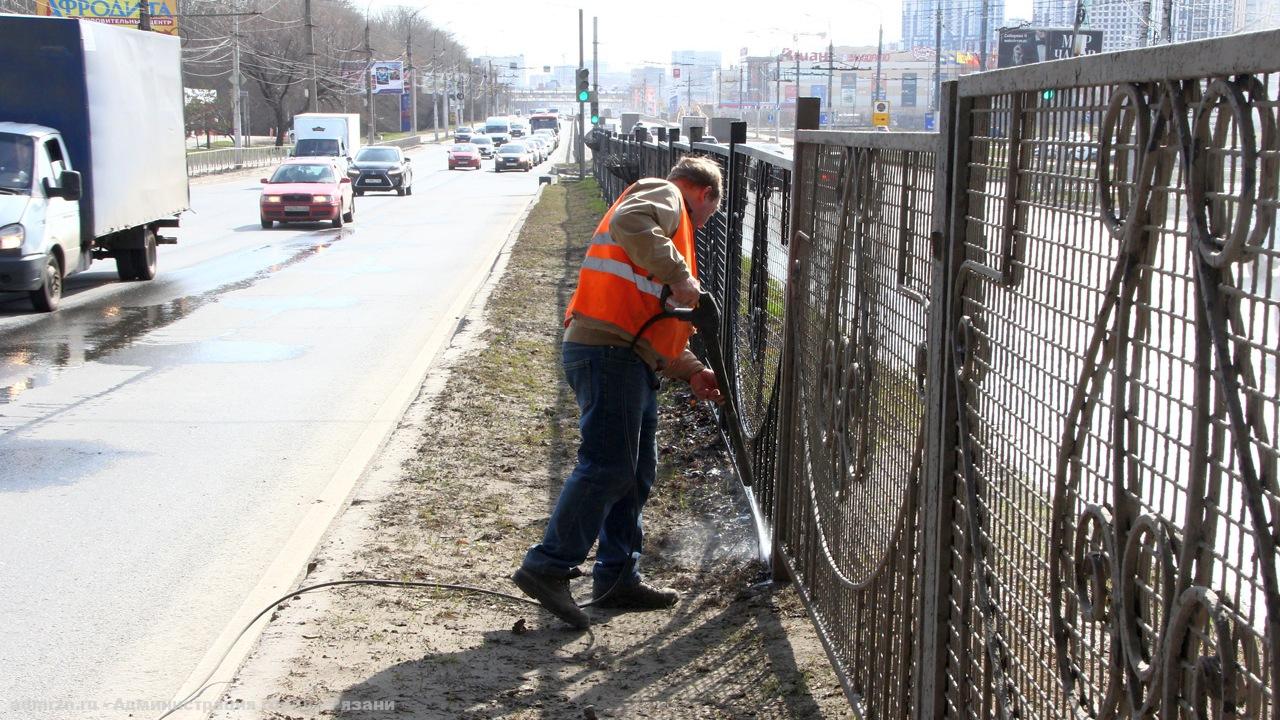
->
<box><xmin>666</xmin><ymin>156</ymin><xmax>722</xmax><ymax>200</ymax></box>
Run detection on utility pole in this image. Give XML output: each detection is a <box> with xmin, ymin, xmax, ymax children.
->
<box><xmin>739</xmin><ymin>64</ymin><xmax>744</xmax><ymax>119</ymax></box>
<box><xmin>827</xmin><ymin>39</ymin><xmax>834</xmax><ymax>125</ymax></box>
<box><xmin>1162</xmin><ymin>0</ymin><xmax>1173</xmax><ymax>41</ymax></box>
<box><xmin>407</xmin><ymin>23</ymin><xmax>417</xmax><ymax>135</ymax></box>
<box><xmin>365</xmin><ymin>21</ymin><xmax>375</xmax><ymax>145</ymax></box>
<box><xmin>933</xmin><ymin>8</ymin><xmax>942</xmax><ymax>112</ymax></box>
<box><xmin>979</xmin><ymin>0</ymin><xmax>990</xmax><ymax>69</ymax></box>
<box><xmin>794</xmin><ymin>53</ymin><xmax>801</xmax><ymax>114</ymax></box>
<box><xmin>875</xmin><ymin>25</ymin><xmax>884</xmax><ymax>101</ymax></box>
<box><xmin>430</xmin><ymin>31</ymin><xmax>440</xmax><ymax>139</ymax></box>
<box><xmin>577</xmin><ymin>7</ymin><xmax>584</xmax><ymax>177</ymax></box>
<box><xmin>1070</xmin><ymin>0</ymin><xmax>1086</xmax><ymax>55</ymax></box>
<box><xmin>232</xmin><ymin>12</ymin><xmax>242</xmax><ymax>164</ymax></box>
<box><xmin>775</xmin><ymin>56</ymin><xmax>781</xmax><ymax>141</ymax></box>
<box><xmin>592</xmin><ymin>16</ymin><xmax>598</xmax><ymax>125</ymax></box>
<box><xmin>304</xmin><ymin>0</ymin><xmax>317</xmax><ymax>110</ymax></box>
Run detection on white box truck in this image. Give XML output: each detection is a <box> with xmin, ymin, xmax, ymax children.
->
<box><xmin>291</xmin><ymin>113</ymin><xmax>361</xmax><ymax>174</ymax></box>
<box><xmin>0</xmin><ymin>16</ymin><xmax>188</xmax><ymax>311</ymax></box>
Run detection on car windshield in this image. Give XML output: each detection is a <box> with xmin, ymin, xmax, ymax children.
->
<box><xmin>450</xmin><ymin>144</ymin><xmax>476</xmax><ymax>153</ymax></box>
<box><xmin>293</xmin><ymin>138</ymin><xmax>341</xmax><ymax>157</ymax></box>
<box><xmin>472</xmin><ymin>137</ymin><xmax>491</xmax><ymax>145</ymax></box>
<box><xmin>498</xmin><ymin>144</ymin><xmax>526</xmax><ymax>155</ymax></box>
<box><xmin>356</xmin><ymin>148</ymin><xmax>398</xmax><ymax>162</ymax></box>
<box><xmin>0</xmin><ymin>133</ymin><xmax>35</xmax><ymax>193</ymax></box>
<box><xmin>269</xmin><ymin>164</ymin><xmax>336</xmax><ymax>183</ymax></box>
<box><xmin>484</xmin><ymin>126</ymin><xmax>507</xmax><ymax>134</ymax></box>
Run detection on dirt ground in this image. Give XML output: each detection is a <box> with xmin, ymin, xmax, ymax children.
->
<box><xmin>206</xmin><ymin>176</ymin><xmax>853</xmax><ymax>720</ymax></box>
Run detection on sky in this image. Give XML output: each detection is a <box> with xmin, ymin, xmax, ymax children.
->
<box><xmin>376</xmin><ymin>0</ymin><xmax>1037</xmax><ymax>70</ymax></box>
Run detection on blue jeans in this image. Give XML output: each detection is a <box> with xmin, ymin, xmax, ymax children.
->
<box><xmin>521</xmin><ymin>342</ymin><xmax>659</xmax><ymax>593</ymax></box>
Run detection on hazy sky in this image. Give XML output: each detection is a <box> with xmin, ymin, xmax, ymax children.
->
<box><xmin>378</xmin><ymin>0</ymin><xmax>1036</xmax><ymax>69</ymax></box>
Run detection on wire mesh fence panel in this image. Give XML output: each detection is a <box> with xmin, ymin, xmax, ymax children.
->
<box><xmin>941</xmin><ymin>37</ymin><xmax>1280</xmax><ymax>720</ymax></box>
<box><xmin>726</xmin><ymin>150</ymin><xmax>792</xmax><ymax>517</ymax></box>
<box><xmin>777</xmin><ymin>135</ymin><xmax>939</xmax><ymax>718</ymax></box>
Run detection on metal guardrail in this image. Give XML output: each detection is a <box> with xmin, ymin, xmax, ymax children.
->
<box><xmin>593</xmin><ymin>30</ymin><xmax>1280</xmax><ymax>715</ymax></box>
<box><xmin>186</xmin><ymin>145</ymin><xmax>293</xmax><ymax>177</ymax></box>
<box><xmin>187</xmin><ymin>135</ymin><xmax>421</xmax><ymax>177</ymax></box>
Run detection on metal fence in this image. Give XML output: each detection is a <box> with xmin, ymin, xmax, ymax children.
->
<box><xmin>590</xmin><ymin>29</ymin><xmax>1280</xmax><ymax>717</ymax></box>
<box><xmin>186</xmin><ymin>145</ymin><xmax>294</xmax><ymax>177</ymax></box>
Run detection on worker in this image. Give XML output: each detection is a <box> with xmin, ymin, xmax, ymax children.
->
<box><xmin>513</xmin><ymin>156</ymin><xmax>725</xmax><ymax>629</ymax></box>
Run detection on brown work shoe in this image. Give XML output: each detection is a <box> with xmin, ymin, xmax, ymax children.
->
<box><xmin>591</xmin><ymin>581</ymin><xmax>679</xmax><ymax>610</ymax></box>
<box><xmin>512</xmin><ymin>567</ymin><xmax>590</xmax><ymax>629</ymax></box>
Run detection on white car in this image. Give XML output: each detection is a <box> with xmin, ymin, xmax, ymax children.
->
<box><xmin>534</xmin><ymin>128</ymin><xmax>557</xmax><ymax>149</ymax></box>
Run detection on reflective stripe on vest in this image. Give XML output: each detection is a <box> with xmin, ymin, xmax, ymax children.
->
<box><xmin>580</xmin><ymin>256</ymin><xmax>664</xmax><ymax>298</ymax></box>
<box><xmin>565</xmin><ymin>181</ymin><xmax>698</xmax><ymax>363</ymax></box>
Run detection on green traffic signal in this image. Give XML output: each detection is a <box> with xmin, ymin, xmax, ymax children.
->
<box><xmin>1042</xmin><ymin>89</ymin><xmax>1056</xmax><ymax>101</ymax></box>
<box><xmin>577</xmin><ymin>89</ymin><xmax>590</xmax><ymax>102</ymax></box>
<box><xmin>591</xmin><ymin>114</ymin><xmax>600</xmax><ymax>125</ymax></box>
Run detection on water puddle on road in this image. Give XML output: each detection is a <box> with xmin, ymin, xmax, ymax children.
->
<box><xmin>0</xmin><ymin>238</ymin><xmax>342</xmax><ymax>404</ymax></box>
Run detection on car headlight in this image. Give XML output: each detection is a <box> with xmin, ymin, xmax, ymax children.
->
<box><xmin>312</xmin><ymin>195</ymin><xmax>332</xmax><ymax>203</ymax></box>
<box><xmin>0</xmin><ymin>223</ymin><xmax>24</xmax><ymax>250</ymax></box>
<box><xmin>262</xmin><ymin>195</ymin><xmax>282</xmax><ymax>203</ymax></box>
<box><xmin>347</xmin><ymin>168</ymin><xmax>360</xmax><ymax>176</ymax></box>
<box><xmin>387</xmin><ymin>168</ymin><xmax>403</xmax><ymax>175</ymax></box>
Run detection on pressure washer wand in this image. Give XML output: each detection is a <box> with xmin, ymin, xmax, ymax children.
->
<box><xmin>667</xmin><ymin>291</ymin><xmax>756</xmax><ymax>488</ymax></box>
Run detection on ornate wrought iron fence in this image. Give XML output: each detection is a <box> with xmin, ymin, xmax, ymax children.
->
<box><xmin>588</xmin><ymin>32</ymin><xmax>1280</xmax><ymax>712</ymax></box>
<box><xmin>930</xmin><ymin>33</ymin><xmax>1280</xmax><ymax>720</ymax></box>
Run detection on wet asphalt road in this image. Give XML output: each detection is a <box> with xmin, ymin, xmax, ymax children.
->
<box><xmin>0</xmin><ymin>143</ymin><xmax>550</xmax><ymax>718</ymax></box>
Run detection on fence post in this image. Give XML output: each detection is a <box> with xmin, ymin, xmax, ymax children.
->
<box><xmin>913</xmin><ymin>79</ymin><xmax>969</xmax><ymax>719</ymax></box>
<box><xmin>723</xmin><ymin>121</ymin><xmax>748</xmax><ymax>344</ymax></box>
<box><xmin>770</xmin><ymin>97</ymin><xmax>820</xmax><ymax>583</ymax></box>
<box><xmin>668</xmin><ymin>129</ymin><xmax>679</xmax><ymax>172</ymax></box>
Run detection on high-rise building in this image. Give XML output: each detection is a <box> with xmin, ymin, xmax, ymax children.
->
<box><xmin>671</xmin><ymin>50</ymin><xmax>721</xmax><ymax>106</ymax></box>
<box><xmin>902</xmin><ymin>0</ymin><xmax>1006</xmax><ymax>59</ymax></box>
<box><xmin>1036</xmin><ymin>0</ymin><xmax>1244</xmax><ymax>51</ymax></box>
<box><xmin>1237</xmin><ymin>0</ymin><xmax>1280</xmax><ymax>30</ymax></box>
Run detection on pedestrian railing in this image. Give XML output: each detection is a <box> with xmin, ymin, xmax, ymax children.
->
<box><xmin>592</xmin><ymin>29</ymin><xmax>1280</xmax><ymax>717</ymax></box>
<box><xmin>187</xmin><ymin>145</ymin><xmax>293</xmax><ymax>177</ymax></box>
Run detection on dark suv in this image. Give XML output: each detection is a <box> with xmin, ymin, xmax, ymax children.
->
<box><xmin>347</xmin><ymin>146</ymin><xmax>413</xmax><ymax>196</ymax></box>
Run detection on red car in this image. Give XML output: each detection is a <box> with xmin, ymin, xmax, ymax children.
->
<box><xmin>260</xmin><ymin>159</ymin><xmax>355</xmax><ymax>229</ymax></box>
<box><xmin>448</xmin><ymin>143</ymin><xmax>481</xmax><ymax>170</ymax></box>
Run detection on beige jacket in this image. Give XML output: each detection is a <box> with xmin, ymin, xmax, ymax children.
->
<box><xmin>564</xmin><ymin>178</ymin><xmax>706</xmax><ymax>380</ymax></box>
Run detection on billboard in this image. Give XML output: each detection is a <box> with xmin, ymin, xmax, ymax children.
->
<box><xmin>840</xmin><ymin>73</ymin><xmax>857</xmax><ymax>105</ymax></box>
<box><xmin>998</xmin><ymin>28</ymin><xmax>1104</xmax><ymax>67</ymax></box>
<box><xmin>37</xmin><ymin>0</ymin><xmax>179</xmax><ymax>35</ymax></box>
<box><xmin>370</xmin><ymin>61</ymin><xmax>404</xmax><ymax>95</ymax></box>
<box><xmin>901</xmin><ymin>73</ymin><xmax>918</xmax><ymax>108</ymax></box>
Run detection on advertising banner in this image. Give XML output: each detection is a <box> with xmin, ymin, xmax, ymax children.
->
<box><xmin>998</xmin><ymin>28</ymin><xmax>1104</xmax><ymax>67</ymax></box>
<box><xmin>840</xmin><ymin>72</ymin><xmax>857</xmax><ymax>105</ymax></box>
<box><xmin>400</xmin><ymin>92</ymin><xmax>412</xmax><ymax>132</ymax></box>
<box><xmin>901</xmin><ymin>73</ymin><xmax>918</xmax><ymax>108</ymax></box>
<box><xmin>371</xmin><ymin>61</ymin><xmax>405</xmax><ymax>95</ymax></box>
<box><xmin>37</xmin><ymin>0</ymin><xmax>180</xmax><ymax>35</ymax></box>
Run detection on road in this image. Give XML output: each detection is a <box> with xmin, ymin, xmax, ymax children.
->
<box><xmin>0</xmin><ymin>141</ymin><xmax>554</xmax><ymax>719</ymax></box>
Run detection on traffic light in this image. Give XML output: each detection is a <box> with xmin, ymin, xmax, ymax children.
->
<box><xmin>590</xmin><ymin>99</ymin><xmax>600</xmax><ymax>125</ymax></box>
<box><xmin>576</xmin><ymin>68</ymin><xmax>590</xmax><ymax>102</ymax></box>
<box><xmin>1042</xmin><ymin>89</ymin><xmax>1056</xmax><ymax>101</ymax></box>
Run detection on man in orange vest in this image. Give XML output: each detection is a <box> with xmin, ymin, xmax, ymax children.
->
<box><xmin>513</xmin><ymin>157</ymin><xmax>725</xmax><ymax>629</ymax></box>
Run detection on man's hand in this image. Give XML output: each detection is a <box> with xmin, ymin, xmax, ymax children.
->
<box><xmin>689</xmin><ymin>369</ymin><xmax>723</xmax><ymax>404</ymax></box>
<box><xmin>668</xmin><ymin>276</ymin><xmax>701</xmax><ymax>308</ymax></box>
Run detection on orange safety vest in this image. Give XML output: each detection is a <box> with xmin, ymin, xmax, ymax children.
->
<box><xmin>565</xmin><ymin>182</ymin><xmax>698</xmax><ymax>362</ymax></box>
